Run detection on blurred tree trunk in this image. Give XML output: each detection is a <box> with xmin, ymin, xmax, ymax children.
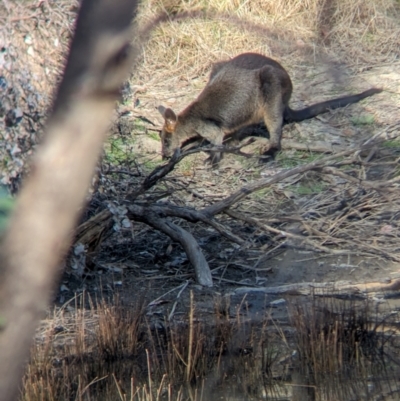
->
<box><xmin>0</xmin><ymin>0</ymin><xmax>138</xmax><ymax>399</ymax></box>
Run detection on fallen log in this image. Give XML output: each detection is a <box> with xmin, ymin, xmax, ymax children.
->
<box><xmin>233</xmin><ymin>278</ymin><xmax>400</xmax><ymax>298</ymax></box>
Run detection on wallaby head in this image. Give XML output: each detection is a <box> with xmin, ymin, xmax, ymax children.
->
<box><xmin>157</xmin><ymin>105</ymin><xmax>180</xmax><ymax>159</ymax></box>
<box><xmin>158</xmin><ymin>90</ymin><xmax>236</xmax><ymax>164</ymax></box>
<box><xmin>158</xmin><ymin>104</ymin><xmax>217</xmax><ymax>160</ymax></box>
<box><xmin>157</xmin><ymin>52</ymin><xmax>382</xmax><ymax>166</ymax></box>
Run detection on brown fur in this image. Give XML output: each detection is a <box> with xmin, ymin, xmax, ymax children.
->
<box><xmin>158</xmin><ymin>52</ymin><xmax>382</xmax><ymax>165</ymax></box>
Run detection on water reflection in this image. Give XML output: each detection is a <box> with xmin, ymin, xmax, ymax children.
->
<box><xmin>22</xmin><ymin>295</ymin><xmax>400</xmax><ymax>401</ymax></box>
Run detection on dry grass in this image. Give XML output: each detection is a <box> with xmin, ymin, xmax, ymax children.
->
<box><xmin>133</xmin><ymin>0</ymin><xmax>400</xmax><ymax>100</ymax></box>
<box><xmin>229</xmin><ymin>158</ymin><xmax>400</xmax><ymax>263</ymax></box>
<box><xmin>21</xmin><ymin>293</ymin><xmax>400</xmax><ymax>401</ymax></box>
<box><xmin>21</xmin><ymin>293</ymin><xmax>288</xmax><ymax>401</ymax></box>
<box><xmin>291</xmin><ymin>296</ymin><xmax>400</xmax><ymax>400</ymax></box>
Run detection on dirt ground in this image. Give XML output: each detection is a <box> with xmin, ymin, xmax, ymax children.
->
<box><xmin>56</xmin><ymin>59</ymin><xmax>400</xmax><ymax>331</ymax></box>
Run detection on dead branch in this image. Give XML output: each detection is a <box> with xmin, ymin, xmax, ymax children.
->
<box><xmin>190</xmin><ymin>141</ymin><xmax>259</xmax><ymax>160</ymax></box>
<box><xmin>131</xmin><ymin>209</ymin><xmax>213</xmax><ymax>287</ymax></box>
<box><xmin>126</xmin><ymin>203</ymin><xmax>249</xmax><ymax>286</ymax></box>
<box><xmin>0</xmin><ymin>0</ymin><xmax>138</xmax><ymax>399</ymax></box>
<box><xmin>129</xmin><ymin>149</ymin><xmax>183</xmax><ymax>199</ymax></box>
<box><xmin>128</xmin><ymin>204</ymin><xmax>245</xmax><ymax>245</ymax></box>
<box><xmin>233</xmin><ymin>278</ymin><xmax>400</xmax><ymax>298</ymax></box>
<box><xmin>322</xmin><ymin>167</ymin><xmax>398</xmax><ymax>191</ymax></box>
<box><xmin>361</xmin><ymin>121</ymin><xmax>400</xmax><ymax>146</ymax></box>
<box><xmin>75</xmin><ymin>200</ymin><xmax>246</xmax><ymax>287</ymax></box>
<box><xmin>75</xmin><ymin>209</ymin><xmax>114</xmax><ymax>247</ymax></box>
<box><xmin>74</xmin><ymin>197</ymin><xmax>250</xmax><ymax>288</ymax></box>
<box><xmin>76</xmin><ymin>199</ymin><xmax>246</xmax><ymax>247</ymax></box>
<box><xmin>142</xmin><ymin>132</ymin><xmax>296</xmax><ymax>199</ymax></box>
<box><xmin>202</xmin><ymin>149</ymin><xmax>357</xmax><ymax>216</ymax></box>
<box><xmin>76</xmin><ymin>146</ymin><xmax>387</xmax><ymax>280</ymax></box>
<box><xmin>281</xmin><ymin>140</ymin><xmax>344</xmax><ymax>153</ymax></box>
<box><xmin>127</xmin><ymin>147</ymin><xmax>207</xmax><ymax>200</ymax></box>
<box><xmin>226</xmin><ymin>209</ymin><xmax>352</xmax><ymax>256</ymax></box>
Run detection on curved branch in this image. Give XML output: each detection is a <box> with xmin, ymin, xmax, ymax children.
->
<box><xmin>130</xmin><ymin>209</ymin><xmax>213</xmax><ymax>287</ymax></box>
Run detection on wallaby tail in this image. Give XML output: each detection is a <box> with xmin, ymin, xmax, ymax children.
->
<box><xmin>284</xmin><ymin>88</ymin><xmax>382</xmax><ymax>123</ymax></box>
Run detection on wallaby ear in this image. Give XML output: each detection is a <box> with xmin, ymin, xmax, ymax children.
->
<box><xmin>157</xmin><ymin>105</ymin><xmax>167</xmax><ymax>117</ymax></box>
<box><xmin>157</xmin><ymin>106</ymin><xmax>177</xmax><ymax>133</ymax></box>
<box><xmin>209</xmin><ymin>60</ymin><xmax>227</xmax><ymax>80</ymax></box>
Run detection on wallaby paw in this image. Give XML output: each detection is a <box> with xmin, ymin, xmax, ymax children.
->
<box><xmin>260</xmin><ymin>145</ymin><xmax>279</xmax><ymax>162</ymax></box>
<box><xmin>258</xmin><ymin>155</ymin><xmax>274</xmax><ymax>164</ymax></box>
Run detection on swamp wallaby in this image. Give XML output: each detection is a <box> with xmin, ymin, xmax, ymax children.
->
<box><xmin>158</xmin><ymin>52</ymin><xmax>382</xmax><ymax>165</ymax></box>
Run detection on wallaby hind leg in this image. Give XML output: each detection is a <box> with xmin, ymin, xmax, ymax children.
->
<box><xmin>258</xmin><ymin>65</ymin><xmax>287</xmax><ymax>162</ymax></box>
<box><xmin>260</xmin><ymin>103</ymin><xmax>284</xmax><ymax>162</ymax></box>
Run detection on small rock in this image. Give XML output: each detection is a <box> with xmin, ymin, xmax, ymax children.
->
<box><xmin>270</xmin><ymin>298</ymin><xmax>286</xmax><ymax>306</ymax></box>
<box><xmin>60</xmin><ymin>284</ymin><xmax>69</xmax><ymax>292</ymax></box>
<box><xmin>5</xmin><ymin>108</ymin><xmax>23</xmax><ymax>127</ymax></box>
<box><xmin>121</xmin><ymin>217</ymin><xmax>131</xmax><ymax>228</ymax></box>
<box><xmin>24</xmin><ymin>35</ymin><xmax>33</xmax><ymax>45</ymax></box>
<box><xmin>0</xmin><ymin>76</ymin><xmax>7</xmax><ymax>90</ymax></box>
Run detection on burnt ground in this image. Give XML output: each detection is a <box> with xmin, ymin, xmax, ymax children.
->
<box><xmin>57</xmin><ymin>61</ymin><xmax>400</xmax><ymax>329</ymax></box>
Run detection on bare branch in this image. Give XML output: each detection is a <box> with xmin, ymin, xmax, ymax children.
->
<box><xmin>127</xmin><ymin>204</ymin><xmax>245</xmax><ymax>245</ymax></box>
<box><xmin>0</xmin><ymin>0</ymin><xmax>138</xmax><ymax>398</ymax></box>
<box><xmin>129</xmin><ymin>206</ymin><xmax>213</xmax><ymax>287</ymax></box>
<box><xmin>75</xmin><ymin>148</ymin><xmax>377</xmax><ymax>283</ymax></box>
<box><xmin>281</xmin><ymin>140</ymin><xmax>343</xmax><ymax>153</ymax></box>
<box><xmin>202</xmin><ymin>149</ymin><xmax>357</xmax><ymax>216</ymax></box>
<box><xmin>233</xmin><ymin>278</ymin><xmax>400</xmax><ymax>298</ymax></box>
<box><xmin>322</xmin><ymin>166</ymin><xmax>398</xmax><ymax>192</ymax></box>
<box><xmin>225</xmin><ymin>209</ymin><xmax>350</xmax><ymax>256</ymax></box>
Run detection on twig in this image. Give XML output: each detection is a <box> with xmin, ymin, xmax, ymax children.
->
<box><xmin>186</xmin><ymin>290</ymin><xmax>194</xmax><ymax>382</ymax></box>
<box><xmin>203</xmin><ymin>149</ymin><xmax>358</xmax><ymax>216</ymax></box>
<box><xmin>281</xmin><ymin>140</ymin><xmax>344</xmax><ymax>153</ymax></box>
<box><xmin>322</xmin><ymin>167</ymin><xmax>397</xmax><ymax>191</ymax></box>
<box><xmin>147</xmin><ymin>281</ymin><xmax>189</xmax><ymax>308</ymax></box>
<box><xmin>127</xmin><ymin>147</ymin><xmax>203</xmax><ymax>200</ymax></box>
<box><xmin>252</xmin><ymin>243</ymin><xmax>284</xmax><ymax>270</ymax></box>
<box><xmin>226</xmin><ymin>209</ymin><xmax>352</xmax><ymax>256</ymax></box>
<box><xmin>168</xmin><ymin>281</ymin><xmax>189</xmax><ymax>321</ymax></box>
<box><xmin>361</xmin><ymin>122</ymin><xmax>400</xmax><ymax>146</ymax></box>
